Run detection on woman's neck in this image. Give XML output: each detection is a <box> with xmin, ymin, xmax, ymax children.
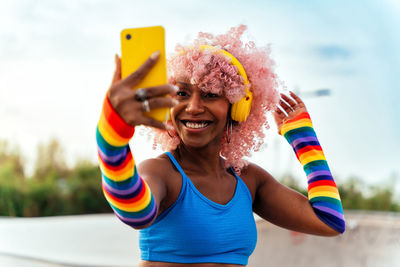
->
<box><xmin>173</xmin><ymin>142</ymin><xmax>226</xmax><ymax>177</ymax></box>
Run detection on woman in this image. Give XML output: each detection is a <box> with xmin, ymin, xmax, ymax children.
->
<box><xmin>97</xmin><ymin>26</ymin><xmax>345</xmax><ymax>266</ymax></box>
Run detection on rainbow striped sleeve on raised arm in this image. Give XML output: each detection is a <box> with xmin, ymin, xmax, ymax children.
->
<box><xmin>280</xmin><ymin>112</ymin><xmax>345</xmax><ymax>234</ymax></box>
<box><xmin>96</xmin><ymin>96</ymin><xmax>157</xmax><ymax>228</ymax></box>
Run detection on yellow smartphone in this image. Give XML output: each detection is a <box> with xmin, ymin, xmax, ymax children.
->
<box><xmin>120</xmin><ymin>26</ymin><xmax>169</xmax><ymax>122</ymax></box>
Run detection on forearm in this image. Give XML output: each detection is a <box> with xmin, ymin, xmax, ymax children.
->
<box><xmin>96</xmin><ymin>96</ymin><xmax>157</xmax><ymax>228</ymax></box>
<box><xmin>280</xmin><ymin>112</ymin><xmax>345</xmax><ymax>234</ymax></box>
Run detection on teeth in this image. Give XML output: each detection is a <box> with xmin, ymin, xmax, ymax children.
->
<box><xmin>184</xmin><ymin>121</ymin><xmax>209</xmax><ymax>129</ymax></box>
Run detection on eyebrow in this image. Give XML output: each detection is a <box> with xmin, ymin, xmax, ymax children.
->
<box><xmin>177</xmin><ymin>81</ymin><xmax>191</xmax><ymax>86</ymax></box>
<box><xmin>176</xmin><ymin>81</ymin><xmax>194</xmax><ymax>89</ymax></box>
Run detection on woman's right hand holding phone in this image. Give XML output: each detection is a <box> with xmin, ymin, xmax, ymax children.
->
<box><xmin>108</xmin><ymin>51</ymin><xmax>178</xmax><ymax>130</ymax></box>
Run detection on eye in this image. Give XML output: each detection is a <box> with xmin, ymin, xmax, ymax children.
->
<box><xmin>204</xmin><ymin>92</ymin><xmax>219</xmax><ymax>98</ymax></box>
<box><xmin>176</xmin><ymin>90</ymin><xmax>189</xmax><ymax>98</ymax></box>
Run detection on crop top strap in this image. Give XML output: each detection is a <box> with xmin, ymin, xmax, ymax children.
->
<box><xmin>165</xmin><ymin>152</ymin><xmax>187</xmax><ymax>178</ymax></box>
<box><xmin>228</xmin><ymin>167</ymin><xmax>253</xmax><ymax>203</ymax></box>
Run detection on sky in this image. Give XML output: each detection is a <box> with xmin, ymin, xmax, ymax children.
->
<box><xmin>0</xmin><ymin>0</ymin><xmax>399</xmax><ymax>189</ymax></box>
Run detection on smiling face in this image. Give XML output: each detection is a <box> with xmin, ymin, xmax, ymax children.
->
<box><xmin>151</xmin><ymin>27</ymin><xmax>278</xmax><ymax>171</ymax></box>
<box><xmin>171</xmin><ymin>81</ymin><xmax>230</xmax><ymax>148</ymax></box>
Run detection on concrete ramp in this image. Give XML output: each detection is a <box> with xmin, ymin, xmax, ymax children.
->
<box><xmin>1</xmin><ymin>212</ymin><xmax>399</xmax><ymax>266</ymax></box>
<box><xmin>249</xmin><ymin>212</ymin><xmax>400</xmax><ymax>267</ymax></box>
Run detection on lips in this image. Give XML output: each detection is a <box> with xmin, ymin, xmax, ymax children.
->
<box><xmin>180</xmin><ymin>120</ymin><xmax>212</xmax><ymax>129</ymax></box>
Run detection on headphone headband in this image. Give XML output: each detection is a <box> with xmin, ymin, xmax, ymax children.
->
<box><xmin>200</xmin><ymin>45</ymin><xmax>252</xmax><ymax>122</ymax></box>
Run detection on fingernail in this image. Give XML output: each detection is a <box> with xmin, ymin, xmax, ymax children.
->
<box><xmin>173</xmin><ymin>99</ymin><xmax>179</xmax><ymax>105</ymax></box>
<box><xmin>173</xmin><ymin>85</ymin><xmax>179</xmax><ymax>91</ymax></box>
<box><xmin>150</xmin><ymin>50</ymin><xmax>160</xmax><ymax>60</ymax></box>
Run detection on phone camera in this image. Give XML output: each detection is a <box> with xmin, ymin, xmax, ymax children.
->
<box><xmin>126</xmin><ymin>34</ymin><xmax>131</xmax><ymax>40</ymax></box>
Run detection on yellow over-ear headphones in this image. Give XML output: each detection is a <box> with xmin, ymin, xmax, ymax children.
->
<box><xmin>200</xmin><ymin>45</ymin><xmax>253</xmax><ymax>122</ymax></box>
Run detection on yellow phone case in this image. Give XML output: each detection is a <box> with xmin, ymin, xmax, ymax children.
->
<box><xmin>121</xmin><ymin>26</ymin><xmax>169</xmax><ymax>122</ymax></box>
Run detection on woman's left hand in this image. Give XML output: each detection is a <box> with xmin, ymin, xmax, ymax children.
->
<box><xmin>273</xmin><ymin>91</ymin><xmax>308</xmax><ymax>135</ymax></box>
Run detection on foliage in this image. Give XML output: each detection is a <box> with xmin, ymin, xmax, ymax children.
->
<box><xmin>0</xmin><ymin>138</ymin><xmax>399</xmax><ymax>217</ymax></box>
<box><xmin>0</xmin><ymin>139</ymin><xmax>111</xmax><ymax>217</ymax></box>
<box><xmin>339</xmin><ymin>175</ymin><xmax>400</xmax><ymax>211</ymax></box>
<box><xmin>33</xmin><ymin>139</ymin><xmax>68</xmax><ymax>181</ymax></box>
<box><xmin>280</xmin><ymin>173</ymin><xmax>400</xmax><ymax>212</ymax></box>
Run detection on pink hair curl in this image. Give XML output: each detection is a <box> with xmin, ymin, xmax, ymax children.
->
<box><xmin>150</xmin><ymin>25</ymin><xmax>279</xmax><ymax>172</ymax></box>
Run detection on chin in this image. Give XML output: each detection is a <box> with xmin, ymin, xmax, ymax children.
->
<box><xmin>180</xmin><ymin>138</ymin><xmax>211</xmax><ymax>149</ymax></box>
<box><xmin>180</xmin><ymin>135</ymin><xmax>223</xmax><ymax>150</ymax></box>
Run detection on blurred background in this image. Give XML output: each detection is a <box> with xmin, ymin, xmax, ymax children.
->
<box><xmin>1</xmin><ymin>0</ymin><xmax>399</xmax><ymax>266</ymax></box>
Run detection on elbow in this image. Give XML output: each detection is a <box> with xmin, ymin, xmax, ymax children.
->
<box><xmin>131</xmin><ymin>217</ymin><xmax>157</xmax><ymax>229</ymax></box>
<box><xmin>325</xmin><ymin>228</ymin><xmax>342</xmax><ymax>237</ymax></box>
<box><xmin>132</xmin><ymin>224</ymin><xmax>150</xmax><ymax>230</ymax></box>
<box><xmin>121</xmin><ymin>217</ymin><xmax>156</xmax><ymax>230</ymax></box>
<box><xmin>313</xmin><ymin>209</ymin><xmax>345</xmax><ymax>236</ymax></box>
<box><xmin>116</xmin><ymin>207</ymin><xmax>158</xmax><ymax>230</ymax></box>
<box><xmin>324</xmin><ymin>222</ymin><xmax>345</xmax><ymax>237</ymax></box>
<box><xmin>314</xmin><ymin>224</ymin><xmax>344</xmax><ymax>237</ymax></box>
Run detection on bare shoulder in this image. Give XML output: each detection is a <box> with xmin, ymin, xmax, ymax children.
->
<box><xmin>240</xmin><ymin>162</ymin><xmax>277</xmax><ymax>187</ymax></box>
<box><xmin>137</xmin><ymin>153</ymin><xmax>182</xmax><ymax>215</ymax></box>
<box><xmin>238</xmin><ymin>162</ymin><xmax>277</xmax><ymax>203</ymax></box>
<box><xmin>136</xmin><ymin>153</ymin><xmax>177</xmax><ymax>212</ymax></box>
<box><xmin>137</xmin><ymin>153</ymin><xmax>173</xmax><ymax>180</ymax></box>
<box><xmin>137</xmin><ymin>153</ymin><xmax>180</xmax><ymax>193</ymax></box>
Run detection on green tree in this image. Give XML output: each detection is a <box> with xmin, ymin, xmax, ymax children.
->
<box><xmin>65</xmin><ymin>160</ymin><xmax>111</xmax><ymax>214</ymax></box>
<box><xmin>279</xmin><ymin>172</ymin><xmax>307</xmax><ymax>196</ymax></box>
<box><xmin>339</xmin><ymin>176</ymin><xmax>366</xmax><ymax>210</ymax></box>
<box><xmin>33</xmin><ymin>138</ymin><xmax>68</xmax><ymax>181</ymax></box>
<box><xmin>0</xmin><ymin>140</ymin><xmax>25</xmax><ymax>216</ymax></box>
<box><xmin>1</xmin><ymin>137</ymin><xmax>399</xmax><ymax>217</ymax></box>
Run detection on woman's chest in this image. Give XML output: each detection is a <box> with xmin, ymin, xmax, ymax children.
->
<box><xmin>145</xmin><ymin>174</ymin><xmax>258</xmax><ymax>258</ymax></box>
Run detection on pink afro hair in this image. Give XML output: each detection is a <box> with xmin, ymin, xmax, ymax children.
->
<box><xmin>151</xmin><ymin>25</ymin><xmax>280</xmax><ymax>172</ymax></box>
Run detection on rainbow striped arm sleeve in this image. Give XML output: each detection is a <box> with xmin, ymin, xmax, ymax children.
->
<box><xmin>280</xmin><ymin>112</ymin><xmax>345</xmax><ymax>234</ymax></box>
<box><xmin>96</xmin><ymin>96</ymin><xmax>157</xmax><ymax>228</ymax></box>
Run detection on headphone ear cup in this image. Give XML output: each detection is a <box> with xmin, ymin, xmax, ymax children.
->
<box><xmin>231</xmin><ymin>91</ymin><xmax>253</xmax><ymax>122</ymax></box>
<box><xmin>199</xmin><ymin>45</ymin><xmax>252</xmax><ymax>122</ymax></box>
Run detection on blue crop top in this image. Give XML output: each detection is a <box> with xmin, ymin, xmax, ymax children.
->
<box><xmin>139</xmin><ymin>152</ymin><xmax>257</xmax><ymax>265</ymax></box>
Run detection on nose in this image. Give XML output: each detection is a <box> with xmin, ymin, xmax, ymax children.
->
<box><xmin>185</xmin><ymin>93</ymin><xmax>204</xmax><ymax>115</ymax></box>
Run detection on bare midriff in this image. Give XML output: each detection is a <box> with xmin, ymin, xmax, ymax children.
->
<box><xmin>138</xmin><ymin>261</ymin><xmax>243</xmax><ymax>267</ymax></box>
